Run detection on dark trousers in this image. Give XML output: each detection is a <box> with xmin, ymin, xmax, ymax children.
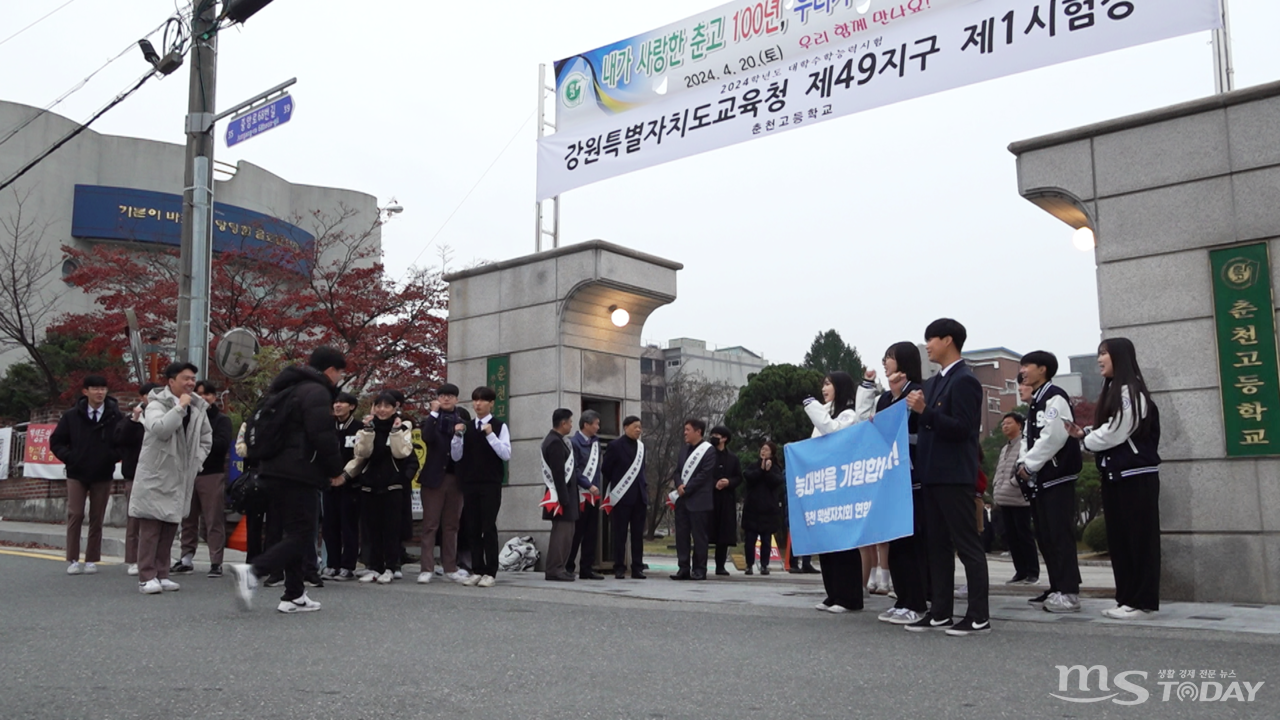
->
<box><xmin>819</xmin><ymin>548</ymin><xmax>863</xmax><ymax>609</ymax></box>
<box><xmin>567</xmin><ymin>501</ymin><xmax>598</xmax><ymax>576</ymax></box>
<box><xmin>545</xmin><ymin>518</ymin><xmax>575</xmax><ymax>579</ymax></box>
<box><xmin>463</xmin><ymin>485</ymin><xmax>502</xmax><ymax>577</ymax></box>
<box><xmin>923</xmin><ymin>484</ymin><xmax>989</xmax><ymax>622</ymax></box>
<box><xmin>1032</xmin><ymin>481</ymin><xmax>1081</xmax><ymax>594</ymax></box>
<box><xmin>360</xmin><ymin>489</ymin><xmax>404</xmax><ymax>574</ymax></box>
<box><xmin>65</xmin><ymin>479</ymin><xmax>110</xmax><ymax>563</ymax></box>
<box><xmin>1000</xmin><ymin>504</ymin><xmax>1039</xmax><ymax>581</ymax></box>
<box><xmin>251</xmin><ymin>481</ymin><xmax>320</xmax><ymax>602</ymax></box>
<box><xmin>674</xmin><ymin>503</ymin><xmax>709</xmax><ymax>576</ymax></box>
<box><xmin>1102</xmin><ymin>474</ymin><xmax>1161</xmax><ymax>611</ymax></box>
<box><xmin>246</xmin><ymin>510</ymin><xmax>267</xmax><ymax>562</ymax></box>
<box><xmin>611</xmin><ymin>502</ymin><xmax>646</xmax><ymax>574</ymax></box>
<box><xmin>323</xmin><ymin>485</ymin><xmax>361</xmax><ymax>572</ymax></box>
<box><xmin>889</xmin><ymin>488</ymin><xmax>929</xmax><ymax>613</ymax></box>
<box><xmin>743</xmin><ymin>530</ymin><xmax>773</xmax><ymax>568</ymax></box>
<box><xmin>123</xmin><ymin>482</ymin><xmax>140</xmax><ymax>564</ymax></box>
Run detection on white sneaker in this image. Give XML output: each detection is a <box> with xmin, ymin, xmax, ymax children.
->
<box><xmin>888</xmin><ymin>609</ymin><xmax>924</xmax><ymax>626</ymax></box>
<box><xmin>1103</xmin><ymin>605</ymin><xmax>1155</xmax><ymax>620</ymax></box>
<box><xmin>377</xmin><ymin>570</ymin><xmax>393</xmax><ymax>585</ymax></box>
<box><xmin>878</xmin><ymin>607</ymin><xmax>904</xmax><ymax>623</ymax></box>
<box><xmin>359</xmin><ymin>571</ymin><xmax>379</xmax><ymax>584</ymax></box>
<box><xmin>445</xmin><ymin>570</ymin><xmax>470</xmax><ymax>583</ymax></box>
<box><xmin>138</xmin><ymin>579</ymin><xmax>162</xmax><ymax>594</ymax></box>
<box><xmin>417</xmin><ymin>572</ymin><xmax>433</xmax><ymax>585</ymax></box>
<box><xmin>1101</xmin><ymin>604</ymin><xmax>1133</xmax><ymax>618</ymax></box>
<box><xmin>277</xmin><ymin>593</ymin><xmax>322</xmax><ymax>614</ymax></box>
<box><xmin>67</xmin><ymin>562</ymin><xmax>83</xmax><ymax>575</ymax></box>
<box><xmin>227</xmin><ymin>563</ymin><xmax>259</xmax><ymax>611</ymax></box>
<box><xmin>355</xmin><ymin>568</ymin><xmax>376</xmax><ymax>578</ymax></box>
<box><xmin>392</xmin><ymin>570</ymin><xmax>403</xmax><ymax>580</ymax></box>
<box><xmin>159</xmin><ymin>579</ymin><xmax>181</xmax><ymax>592</ymax></box>
<box><xmin>814</xmin><ymin>601</ymin><xmax>831</xmax><ymax>611</ymax></box>
<box><xmin>126</xmin><ymin>564</ymin><xmax>138</xmax><ymax>576</ymax></box>
<box><xmin>1044</xmin><ymin>592</ymin><xmax>1082</xmax><ymax>613</ymax></box>
<box><xmin>84</xmin><ymin>562</ymin><xmax>98</xmax><ymax>575</ymax></box>
<box><xmin>477</xmin><ymin>574</ymin><xmax>495</xmax><ymax>588</ymax></box>
<box><xmin>462</xmin><ymin>573</ymin><xmax>483</xmax><ymax>587</ymax></box>
<box><xmin>434</xmin><ymin>566</ymin><xmax>445</xmax><ymax>576</ymax></box>
<box><xmin>825</xmin><ymin>604</ymin><xmax>849</xmax><ymax>614</ymax></box>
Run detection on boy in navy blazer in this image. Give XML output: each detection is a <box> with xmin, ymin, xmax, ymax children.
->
<box><xmin>905</xmin><ymin>318</ymin><xmax>990</xmax><ymax>637</ymax></box>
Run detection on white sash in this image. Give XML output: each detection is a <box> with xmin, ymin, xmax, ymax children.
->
<box><xmin>539</xmin><ymin>444</ymin><xmax>576</xmax><ymax>517</ymax></box>
<box><xmin>669</xmin><ymin>441</ymin><xmax>712</xmax><ymax>507</ymax></box>
<box><xmin>578</xmin><ymin>437</ymin><xmax>601</xmax><ymax>508</ymax></box>
<box><xmin>602</xmin><ymin>441</ymin><xmax>644</xmax><ymax>515</ymax></box>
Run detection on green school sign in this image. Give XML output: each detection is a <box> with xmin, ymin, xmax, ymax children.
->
<box><xmin>1210</xmin><ymin>243</ymin><xmax>1280</xmax><ymax>457</ymax></box>
<box><xmin>487</xmin><ymin>355</ymin><xmax>510</xmax><ymax>483</ymax></box>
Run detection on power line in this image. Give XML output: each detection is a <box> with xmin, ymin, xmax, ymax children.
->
<box><xmin>0</xmin><ymin>71</ymin><xmax>155</xmax><ymax>194</ymax></box>
<box><xmin>0</xmin><ymin>0</ymin><xmax>82</xmax><ymax>48</ymax></box>
<box><xmin>405</xmin><ymin>111</ymin><xmax>535</xmax><ymax>270</ymax></box>
<box><xmin>0</xmin><ymin>12</ymin><xmax>184</xmax><ymax>150</ymax></box>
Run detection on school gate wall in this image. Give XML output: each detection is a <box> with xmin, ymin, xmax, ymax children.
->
<box><xmin>1010</xmin><ymin>79</ymin><xmax>1280</xmax><ymax>605</ymax></box>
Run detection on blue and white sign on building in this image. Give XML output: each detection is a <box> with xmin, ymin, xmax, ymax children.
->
<box><xmin>225</xmin><ymin>93</ymin><xmax>294</xmax><ymax>147</ymax></box>
<box><xmin>784</xmin><ymin>399</ymin><xmax>914</xmax><ymax>556</ymax></box>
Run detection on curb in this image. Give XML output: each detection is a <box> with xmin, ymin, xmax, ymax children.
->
<box><xmin>0</xmin><ymin>528</ymin><xmax>125</xmax><ymax>559</ymax></box>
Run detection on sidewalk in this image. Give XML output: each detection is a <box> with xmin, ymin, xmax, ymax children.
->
<box><xmin>6</xmin><ymin>518</ymin><xmax>1279</xmax><ymax>636</ymax></box>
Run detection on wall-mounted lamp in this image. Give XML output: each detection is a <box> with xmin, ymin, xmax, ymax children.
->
<box><xmin>1072</xmin><ymin>227</ymin><xmax>1096</xmax><ymax>252</ymax></box>
<box><xmin>609</xmin><ymin>305</ymin><xmax>630</xmax><ymax>328</ymax></box>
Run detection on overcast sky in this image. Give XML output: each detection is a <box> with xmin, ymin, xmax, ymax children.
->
<box><xmin>3</xmin><ymin>0</ymin><xmax>1279</xmax><ymax>369</ymax></box>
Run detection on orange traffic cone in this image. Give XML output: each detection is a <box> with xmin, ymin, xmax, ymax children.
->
<box><xmin>227</xmin><ymin>517</ymin><xmax>248</xmax><ymax>552</ymax></box>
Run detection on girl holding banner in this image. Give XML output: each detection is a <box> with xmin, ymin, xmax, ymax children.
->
<box><xmin>803</xmin><ymin>371</ymin><xmax>866</xmax><ymax>614</ymax></box>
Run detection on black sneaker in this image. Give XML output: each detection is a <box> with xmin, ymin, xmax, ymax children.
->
<box><xmin>1028</xmin><ymin>591</ymin><xmax>1051</xmax><ymax>605</ymax></box>
<box><xmin>304</xmin><ymin>574</ymin><xmax>324</xmax><ymax>588</ymax></box>
<box><xmin>744</xmin><ymin>567</ymin><xmax>753</xmax><ymax>576</ymax></box>
<box><xmin>905</xmin><ymin>616</ymin><xmax>954</xmax><ymax>633</ymax></box>
<box><xmin>263</xmin><ymin>574</ymin><xmax>285</xmax><ymax>588</ymax></box>
<box><xmin>1005</xmin><ymin>574</ymin><xmax>1024</xmax><ymax>585</ymax></box>
<box><xmin>946</xmin><ymin>618</ymin><xmax>992</xmax><ymax>636</ymax></box>
<box><xmin>207</xmin><ymin>564</ymin><xmax>223</xmax><ymax>578</ymax></box>
<box><xmin>170</xmin><ymin>561</ymin><xmax>194</xmax><ymax>575</ymax></box>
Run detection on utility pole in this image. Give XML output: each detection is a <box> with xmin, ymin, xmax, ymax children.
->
<box><xmin>176</xmin><ymin>1</ymin><xmax>219</xmax><ymax>369</ymax></box>
<box><xmin>1212</xmin><ymin>0</ymin><xmax>1234</xmax><ymax>94</ymax></box>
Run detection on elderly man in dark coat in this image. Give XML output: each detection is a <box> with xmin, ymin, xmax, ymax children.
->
<box><xmin>708</xmin><ymin>426</ymin><xmax>743</xmax><ymax>576</ymax></box>
<box><xmin>541</xmin><ymin>408</ymin><xmax>578</xmax><ymax>582</ymax></box>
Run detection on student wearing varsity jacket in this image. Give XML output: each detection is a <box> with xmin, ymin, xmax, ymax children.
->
<box><xmin>1016</xmin><ymin>350</ymin><xmax>1084</xmax><ymax>615</ymax></box>
<box><xmin>1066</xmin><ymin>338</ymin><xmax>1162</xmax><ymax>621</ymax></box>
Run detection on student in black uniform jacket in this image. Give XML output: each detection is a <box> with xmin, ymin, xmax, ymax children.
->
<box><xmin>542</xmin><ymin>408</ymin><xmax>578</xmax><ymax>581</ymax></box>
<box><xmin>451</xmin><ymin>386</ymin><xmax>511</xmax><ymax>588</ymax></box>
<box><xmin>708</xmin><ymin>425</ymin><xmax>743</xmax><ymax>576</ymax></box>
<box><xmin>866</xmin><ymin>342</ymin><xmax>930</xmax><ymax>626</ymax></box>
<box><xmin>905</xmin><ymin>319</ymin><xmax>990</xmax><ymax>637</ymax></box>
<box><xmin>602</xmin><ymin>416</ymin><xmax>648</xmax><ymax>579</ymax></box>
<box><xmin>323</xmin><ymin>392</ymin><xmax>364</xmax><ymax>581</ymax></box>
<box><xmin>1066</xmin><ymin>338</ymin><xmax>1163</xmax><ymax>621</ymax></box>
<box><xmin>671</xmin><ymin>418</ymin><xmax>717</xmax><ymax>581</ymax></box>
<box><xmin>114</xmin><ymin>383</ymin><xmax>160</xmax><ymax>575</ymax></box>
<box><xmin>740</xmin><ymin>441</ymin><xmax>784</xmax><ymax>575</ymax></box>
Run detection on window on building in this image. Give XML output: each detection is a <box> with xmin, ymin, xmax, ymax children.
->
<box><xmin>988</xmin><ymin>397</ymin><xmax>1002</xmax><ymax>412</ymax></box>
<box><xmin>1004</xmin><ymin>379</ymin><xmax>1017</xmax><ymax>395</ymax></box>
<box><xmin>653</xmin><ymin>386</ymin><xmax>665</xmax><ymax>403</ymax></box>
<box><xmin>667</xmin><ymin>359</ymin><xmax>681</xmax><ymax>367</ymax></box>
<box><xmin>640</xmin><ymin>358</ymin><xmax>655</xmax><ymax>374</ymax></box>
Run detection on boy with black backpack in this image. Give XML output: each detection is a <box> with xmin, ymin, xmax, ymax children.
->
<box><xmin>228</xmin><ymin>347</ymin><xmax>347</xmax><ymax>614</ymax></box>
<box><xmin>1016</xmin><ymin>350</ymin><xmax>1084</xmax><ymax>614</ymax></box>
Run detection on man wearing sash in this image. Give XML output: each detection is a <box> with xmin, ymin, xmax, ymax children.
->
<box><xmin>602</xmin><ymin>416</ymin><xmax>647</xmax><ymax>579</ymax></box>
<box><xmin>567</xmin><ymin>410</ymin><xmax>605</xmax><ymax>580</ymax></box>
<box><xmin>541</xmin><ymin>408</ymin><xmax>578</xmax><ymax>582</ymax></box>
<box><xmin>670</xmin><ymin>418</ymin><xmax>716</xmax><ymax>581</ymax></box>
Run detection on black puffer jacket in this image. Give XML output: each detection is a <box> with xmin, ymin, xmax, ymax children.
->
<box><xmin>199</xmin><ymin>404</ymin><xmax>233</xmax><ymax>476</ymax></box>
<box><xmin>50</xmin><ymin>396</ymin><xmax>123</xmax><ymax>483</ymax></box>
<box><xmin>258</xmin><ymin>365</ymin><xmax>344</xmax><ymax>489</ymax></box>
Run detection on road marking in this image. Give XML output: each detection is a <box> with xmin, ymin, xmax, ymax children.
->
<box><xmin>0</xmin><ymin>548</ymin><xmax>114</xmax><ymax>565</ymax></box>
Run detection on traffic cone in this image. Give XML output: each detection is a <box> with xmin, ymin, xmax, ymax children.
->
<box><xmin>226</xmin><ymin>517</ymin><xmax>248</xmax><ymax>552</ymax></box>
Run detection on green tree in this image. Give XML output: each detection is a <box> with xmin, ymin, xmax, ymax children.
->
<box><xmin>803</xmin><ymin>329</ymin><xmax>866</xmax><ymax>380</ymax></box>
<box><xmin>0</xmin><ymin>332</ymin><xmax>130</xmax><ymax>422</ymax></box>
<box><xmin>724</xmin><ymin>364</ymin><xmax>825</xmax><ymax>463</ymax></box>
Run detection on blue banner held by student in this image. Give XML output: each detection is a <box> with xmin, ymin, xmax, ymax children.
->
<box><xmin>784</xmin><ymin>400</ymin><xmax>914</xmax><ymax>556</ymax></box>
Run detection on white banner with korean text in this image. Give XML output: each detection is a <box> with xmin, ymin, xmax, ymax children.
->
<box><xmin>537</xmin><ymin>0</ymin><xmax>1221</xmax><ymax>200</ymax></box>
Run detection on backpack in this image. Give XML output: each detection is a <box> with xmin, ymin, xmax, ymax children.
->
<box><xmin>244</xmin><ymin>387</ymin><xmax>298</xmax><ymax>462</ymax></box>
<box><xmin>227</xmin><ymin>468</ymin><xmax>267</xmax><ymax>514</ymax></box>
<box><xmin>498</xmin><ymin>536</ymin><xmax>539</xmax><ymax>572</ymax></box>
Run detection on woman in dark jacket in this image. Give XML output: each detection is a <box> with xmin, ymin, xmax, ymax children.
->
<box><xmin>741</xmin><ymin>440</ymin><xmax>784</xmax><ymax>575</ymax></box>
<box><xmin>352</xmin><ymin>392</ymin><xmax>419</xmax><ymax>585</ymax></box>
<box><xmin>708</xmin><ymin>425</ymin><xmax>743</xmax><ymax>576</ymax></box>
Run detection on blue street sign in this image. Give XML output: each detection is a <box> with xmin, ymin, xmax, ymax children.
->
<box><xmin>225</xmin><ymin>94</ymin><xmax>294</xmax><ymax>147</ymax></box>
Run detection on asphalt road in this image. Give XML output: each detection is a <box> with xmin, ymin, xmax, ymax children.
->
<box><xmin>0</xmin><ymin>549</ymin><xmax>1274</xmax><ymax>720</ymax></box>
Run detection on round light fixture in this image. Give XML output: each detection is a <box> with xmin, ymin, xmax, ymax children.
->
<box><xmin>1072</xmin><ymin>227</ymin><xmax>1096</xmax><ymax>252</ymax></box>
<box><xmin>609</xmin><ymin>305</ymin><xmax>630</xmax><ymax>328</ymax></box>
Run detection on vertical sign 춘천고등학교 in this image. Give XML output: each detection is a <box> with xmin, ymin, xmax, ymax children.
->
<box><xmin>1210</xmin><ymin>243</ymin><xmax>1280</xmax><ymax>457</ymax></box>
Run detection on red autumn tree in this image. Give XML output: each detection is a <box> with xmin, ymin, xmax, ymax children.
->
<box><xmin>54</xmin><ymin>205</ymin><xmax>447</xmax><ymax>410</ymax></box>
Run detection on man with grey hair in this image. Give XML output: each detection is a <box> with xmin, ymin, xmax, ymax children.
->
<box><xmin>567</xmin><ymin>409</ymin><xmax>605</xmax><ymax>580</ymax></box>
